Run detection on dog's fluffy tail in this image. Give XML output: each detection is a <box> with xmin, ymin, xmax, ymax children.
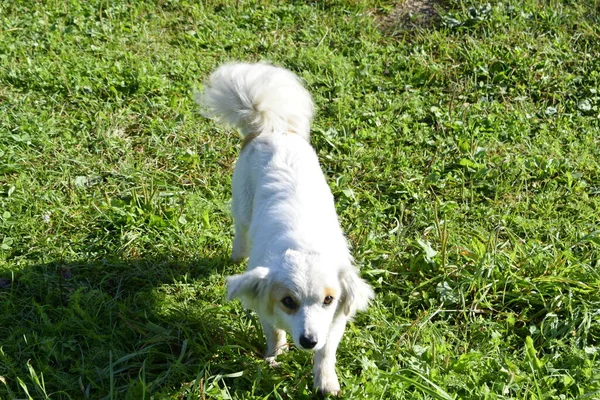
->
<box><xmin>195</xmin><ymin>62</ymin><xmax>314</xmax><ymax>141</ymax></box>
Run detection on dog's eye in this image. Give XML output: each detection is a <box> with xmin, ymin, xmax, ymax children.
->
<box><xmin>281</xmin><ymin>296</ymin><xmax>297</xmax><ymax>309</ymax></box>
<box><xmin>323</xmin><ymin>295</ymin><xmax>334</xmax><ymax>305</ymax></box>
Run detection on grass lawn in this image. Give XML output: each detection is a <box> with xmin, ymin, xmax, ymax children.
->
<box><xmin>1</xmin><ymin>0</ymin><xmax>599</xmax><ymax>398</ymax></box>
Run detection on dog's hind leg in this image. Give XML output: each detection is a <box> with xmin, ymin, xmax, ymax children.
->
<box><xmin>312</xmin><ymin>316</ymin><xmax>346</xmax><ymax>396</ymax></box>
<box><xmin>231</xmin><ymin>222</ymin><xmax>250</xmax><ymax>263</ymax></box>
<box><xmin>231</xmin><ymin>158</ymin><xmax>253</xmax><ymax>263</ymax></box>
<box><xmin>261</xmin><ymin>318</ymin><xmax>287</xmax><ymax>367</ymax></box>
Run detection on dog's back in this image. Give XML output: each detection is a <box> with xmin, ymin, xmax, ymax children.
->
<box><xmin>241</xmin><ymin>133</ymin><xmax>349</xmax><ymax>266</ymax></box>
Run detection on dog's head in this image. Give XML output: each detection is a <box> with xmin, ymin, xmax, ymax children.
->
<box><xmin>226</xmin><ymin>250</ymin><xmax>374</xmax><ymax>351</ymax></box>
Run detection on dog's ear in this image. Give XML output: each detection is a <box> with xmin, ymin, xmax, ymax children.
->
<box><xmin>226</xmin><ymin>267</ymin><xmax>270</xmax><ymax>309</ymax></box>
<box><xmin>339</xmin><ymin>267</ymin><xmax>374</xmax><ymax>317</ymax></box>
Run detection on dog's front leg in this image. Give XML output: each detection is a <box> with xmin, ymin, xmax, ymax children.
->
<box><xmin>313</xmin><ymin>316</ymin><xmax>347</xmax><ymax>396</ymax></box>
<box><xmin>261</xmin><ymin>318</ymin><xmax>287</xmax><ymax>367</ymax></box>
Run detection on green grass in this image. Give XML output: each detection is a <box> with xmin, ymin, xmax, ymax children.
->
<box><xmin>1</xmin><ymin>0</ymin><xmax>599</xmax><ymax>398</ymax></box>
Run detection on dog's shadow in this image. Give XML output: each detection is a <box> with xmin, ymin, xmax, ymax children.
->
<box><xmin>0</xmin><ymin>255</ymin><xmax>317</xmax><ymax>399</ymax></box>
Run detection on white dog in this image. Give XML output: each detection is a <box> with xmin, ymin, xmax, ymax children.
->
<box><xmin>196</xmin><ymin>62</ymin><xmax>374</xmax><ymax>396</ymax></box>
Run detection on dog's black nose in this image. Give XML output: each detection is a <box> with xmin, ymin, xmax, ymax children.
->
<box><xmin>299</xmin><ymin>334</ymin><xmax>318</xmax><ymax>349</ymax></box>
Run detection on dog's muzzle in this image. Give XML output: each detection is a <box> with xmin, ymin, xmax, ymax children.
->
<box><xmin>299</xmin><ymin>334</ymin><xmax>318</xmax><ymax>350</ymax></box>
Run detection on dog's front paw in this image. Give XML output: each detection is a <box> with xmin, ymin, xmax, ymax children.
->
<box><xmin>265</xmin><ymin>356</ymin><xmax>281</xmax><ymax>368</ymax></box>
<box><xmin>314</xmin><ymin>374</ymin><xmax>341</xmax><ymax>397</ymax></box>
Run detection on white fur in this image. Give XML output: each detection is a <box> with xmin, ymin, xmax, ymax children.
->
<box><xmin>196</xmin><ymin>62</ymin><xmax>374</xmax><ymax>396</ymax></box>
